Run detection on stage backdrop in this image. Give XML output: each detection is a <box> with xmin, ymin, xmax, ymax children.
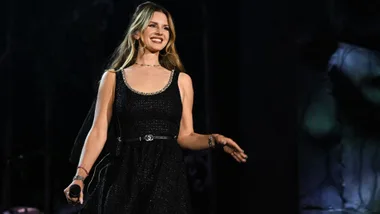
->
<box><xmin>296</xmin><ymin>0</ymin><xmax>380</xmax><ymax>213</ymax></box>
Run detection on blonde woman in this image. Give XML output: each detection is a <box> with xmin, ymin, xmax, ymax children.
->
<box><xmin>64</xmin><ymin>1</ymin><xmax>247</xmax><ymax>213</ymax></box>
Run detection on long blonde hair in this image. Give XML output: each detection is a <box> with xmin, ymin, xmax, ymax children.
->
<box><xmin>106</xmin><ymin>1</ymin><xmax>185</xmax><ymax>73</ymax></box>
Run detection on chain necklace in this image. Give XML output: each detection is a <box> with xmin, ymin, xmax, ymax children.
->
<box><xmin>135</xmin><ymin>62</ymin><xmax>161</xmax><ymax>67</ymax></box>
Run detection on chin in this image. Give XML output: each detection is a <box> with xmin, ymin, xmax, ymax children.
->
<box><xmin>147</xmin><ymin>47</ymin><xmax>165</xmax><ymax>53</ymax></box>
<box><xmin>147</xmin><ymin>42</ymin><xmax>167</xmax><ymax>52</ymax></box>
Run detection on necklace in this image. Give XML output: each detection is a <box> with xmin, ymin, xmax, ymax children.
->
<box><xmin>135</xmin><ymin>62</ymin><xmax>161</xmax><ymax>67</ymax></box>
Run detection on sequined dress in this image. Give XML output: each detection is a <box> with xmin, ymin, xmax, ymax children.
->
<box><xmin>80</xmin><ymin>70</ymin><xmax>193</xmax><ymax>214</ymax></box>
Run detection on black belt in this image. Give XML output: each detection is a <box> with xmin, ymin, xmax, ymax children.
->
<box><xmin>124</xmin><ymin>134</ymin><xmax>177</xmax><ymax>143</ymax></box>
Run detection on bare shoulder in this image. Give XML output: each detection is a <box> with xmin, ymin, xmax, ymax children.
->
<box><xmin>100</xmin><ymin>69</ymin><xmax>117</xmax><ymax>84</ymax></box>
<box><xmin>103</xmin><ymin>69</ymin><xmax>117</xmax><ymax>78</ymax></box>
<box><xmin>178</xmin><ymin>72</ymin><xmax>193</xmax><ymax>89</ymax></box>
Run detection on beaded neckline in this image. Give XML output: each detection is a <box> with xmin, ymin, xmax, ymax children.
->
<box><xmin>121</xmin><ymin>69</ymin><xmax>174</xmax><ymax>96</ymax></box>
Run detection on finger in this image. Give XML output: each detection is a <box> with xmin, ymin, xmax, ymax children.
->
<box><xmin>241</xmin><ymin>152</ymin><xmax>248</xmax><ymax>158</ymax></box>
<box><xmin>67</xmin><ymin>198</ymin><xmax>76</xmax><ymax>204</ymax></box>
<box><xmin>80</xmin><ymin>191</ymin><xmax>84</xmax><ymax>204</ymax></box>
<box><xmin>66</xmin><ymin>198</ymin><xmax>72</xmax><ymax>204</ymax></box>
<box><xmin>238</xmin><ymin>154</ymin><xmax>247</xmax><ymax>162</ymax></box>
<box><xmin>231</xmin><ymin>152</ymin><xmax>241</xmax><ymax>162</ymax></box>
<box><xmin>64</xmin><ymin>191</ymin><xmax>71</xmax><ymax>200</ymax></box>
<box><xmin>66</xmin><ymin>196</ymin><xmax>74</xmax><ymax>204</ymax></box>
<box><xmin>236</xmin><ymin>152</ymin><xmax>248</xmax><ymax>162</ymax></box>
<box><xmin>71</xmin><ymin>197</ymin><xmax>79</xmax><ymax>203</ymax></box>
<box><xmin>233</xmin><ymin>151</ymin><xmax>246</xmax><ymax>163</ymax></box>
<box><xmin>226</xmin><ymin>140</ymin><xmax>244</xmax><ymax>153</ymax></box>
<box><xmin>224</xmin><ymin>146</ymin><xmax>234</xmax><ymax>154</ymax></box>
<box><xmin>231</xmin><ymin>154</ymin><xmax>239</xmax><ymax>162</ymax></box>
<box><xmin>65</xmin><ymin>192</ymin><xmax>70</xmax><ymax>202</ymax></box>
<box><xmin>67</xmin><ymin>192</ymin><xmax>79</xmax><ymax>203</ymax></box>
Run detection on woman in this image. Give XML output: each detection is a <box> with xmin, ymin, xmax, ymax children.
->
<box><xmin>64</xmin><ymin>1</ymin><xmax>248</xmax><ymax>213</ymax></box>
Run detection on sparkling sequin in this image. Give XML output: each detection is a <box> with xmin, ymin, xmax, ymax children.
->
<box><xmin>121</xmin><ymin>69</ymin><xmax>174</xmax><ymax>96</ymax></box>
<box><xmin>80</xmin><ymin>70</ymin><xmax>192</xmax><ymax>214</ymax></box>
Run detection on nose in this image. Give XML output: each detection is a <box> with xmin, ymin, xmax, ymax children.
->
<box><xmin>155</xmin><ymin>27</ymin><xmax>163</xmax><ymax>35</ymax></box>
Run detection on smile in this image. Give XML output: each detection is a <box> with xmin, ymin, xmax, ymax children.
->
<box><xmin>151</xmin><ymin>37</ymin><xmax>163</xmax><ymax>43</ymax></box>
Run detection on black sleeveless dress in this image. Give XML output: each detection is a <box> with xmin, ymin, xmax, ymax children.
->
<box><xmin>80</xmin><ymin>70</ymin><xmax>193</xmax><ymax>214</ymax></box>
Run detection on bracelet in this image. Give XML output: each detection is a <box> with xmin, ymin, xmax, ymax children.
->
<box><xmin>73</xmin><ymin>175</ymin><xmax>85</xmax><ymax>181</ymax></box>
<box><xmin>77</xmin><ymin>166</ymin><xmax>89</xmax><ymax>176</ymax></box>
<box><xmin>208</xmin><ymin>135</ymin><xmax>215</xmax><ymax>149</ymax></box>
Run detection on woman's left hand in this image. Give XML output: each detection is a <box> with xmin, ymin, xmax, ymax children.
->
<box><xmin>212</xmin><ymin>134</ymin><xmax>248</xmax><ymax>163</ymax></box>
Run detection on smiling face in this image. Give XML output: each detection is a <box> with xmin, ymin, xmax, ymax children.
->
<box><xmin>135</xmin><ymin>11</ymin><xmax>170</xmax><ymax>53</ymax></box>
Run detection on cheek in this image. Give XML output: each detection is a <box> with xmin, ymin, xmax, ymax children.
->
<box><xmin>142</xmin><ymin>29</ymin><xmax>152</xmax><ymax>37</ymax></box>
<box><xmin>164</xmin><ymin>39</ymin><xmax>170</xmax><ymax>47</ymax></box>
<box><xmin>164</xmin><ymin>32</ymin><xmax>170</xmax><ymax>41</ymax></box>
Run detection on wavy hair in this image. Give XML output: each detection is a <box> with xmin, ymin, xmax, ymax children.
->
<box><xmin>106</xmin><ymin>1</ymin><xmax>185</xmax><ymax>73</ymax></box>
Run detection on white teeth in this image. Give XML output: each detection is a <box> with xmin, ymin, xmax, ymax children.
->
<box><xmin>151</xmin><ymin>38</ymin><xmax>162</xmax><ymax>43</ymax></box>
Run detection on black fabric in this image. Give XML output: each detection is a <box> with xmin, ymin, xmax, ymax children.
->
<box><xmin>124</xmin><ymin>135</ymin><xmax>177</xmax><ymax>143</ymax></box>
<box><xmin>71</xmin><ymin>70</ymin><xmax>192</xmax><ymax>214</ymax></box>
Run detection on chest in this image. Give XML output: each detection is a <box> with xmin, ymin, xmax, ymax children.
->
<box><xmin>114</xmin><ymin>73</ymin><xmax>182</xmax><ymax>121</ymax></box>
<box><xmin>124</xmin><ymin>70</ymin><xmax>174</xmax><ymax>95</ymax></box>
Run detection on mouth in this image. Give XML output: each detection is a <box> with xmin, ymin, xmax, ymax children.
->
<box><xmin>150</xmin><ymin>37</ymin><xmax>163</xmax><ymax>44</ymax></box>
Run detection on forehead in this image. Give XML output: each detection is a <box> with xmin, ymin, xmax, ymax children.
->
<box><xmin>149</xmin><ymin>11</ymin><xmax>168</xmax><ymax>25</ymax></box>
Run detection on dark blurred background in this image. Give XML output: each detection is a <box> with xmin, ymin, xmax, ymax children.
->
<box><xmin>1</xmin><ymin>0</ymin><xmax>380</xmax><ymax>213</ymax></box>
<box><xmin>296</xmin><ymin>1</ymin><xmax>380</xmax><ymax>214</ymax></box>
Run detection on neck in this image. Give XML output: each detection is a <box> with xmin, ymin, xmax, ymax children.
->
<box><xmin>135</xmin><ymin>49</ymin><xmax>160</xmax><ymax>66</ymax></box>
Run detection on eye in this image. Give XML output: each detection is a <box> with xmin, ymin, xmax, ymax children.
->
<box><xmin>148</xmin><ymin>23</ymin><xmax>157</xmax><ymax>28</ymax></box>
<box><xmin>164</xmin><ymin>27</ymin><xmax>170</xmax><ymax>31</ymax></box>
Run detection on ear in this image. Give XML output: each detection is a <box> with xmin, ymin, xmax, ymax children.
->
<box><xmin>133</xmin><ymin>31</ymin><xmax>141</xmax><ymax>40</ymax></box>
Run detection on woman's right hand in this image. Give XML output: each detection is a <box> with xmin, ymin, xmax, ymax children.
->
<box><xmin>63</xmin><ymin>179</ymin><xmax>85</xmax><ymax>204</ymax></box>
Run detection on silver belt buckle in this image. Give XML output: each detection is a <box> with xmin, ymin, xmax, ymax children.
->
<box><xmin>144</xmin><ymin>134</ymin><xmax>154</xmax><ymax>142</ymax></box>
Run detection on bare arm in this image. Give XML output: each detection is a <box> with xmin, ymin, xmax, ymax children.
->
<box><xmin>176</xmin><ymin>72</ymin><xmax>209</xmax><ymax>150</ymax></box>
<box><xmin>176</xmin><ymin>72</ymin><xmax>247</xmax><ymax>162</ymax></box>
<box><xmin>75</xmin><ymin>70</ymin><xmax>116</xmax><ymax>178</ymax></box>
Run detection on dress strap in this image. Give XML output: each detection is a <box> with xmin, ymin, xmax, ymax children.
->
<box><xmin>115</xmin><ymin>70</ymin><xmax>123</xmax><ymax>87</ymax></box>
<box><xmin>171</xmin><ymin>69</ymin><xmax>180</xmax><ymax>85</ymax></box>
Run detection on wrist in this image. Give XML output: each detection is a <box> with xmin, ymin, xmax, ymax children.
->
<box><xmin>77</xmin><ymin>166</ymin><xmax>89</xmax><ymax>176</ymax></box>
<box><xmin>76</xmin><ymin>167</ymin><xmax>89</xmax><ymax>179</ymax></box>
<box><xmin>75</xmin><ymin>170</ymin><xmax>88</xmax><ymax>178</ymax></box>
<box><xmin>208</xmin><ymin>134</ymin><xmax>216</xmax><ymax>149</ymax></box>
<box><xmin>210</xmin><ymin>134</ymin><xmax>226</xmax><ymax>150</ymax></box>
<box><xmin>73</xmin><ymin>175</ymin><xmax>86</xmax><ymax>182</ymax></box>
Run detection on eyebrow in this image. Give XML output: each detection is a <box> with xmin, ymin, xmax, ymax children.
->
<box><xmin>149</xmin><ymin>21</ymin><xmax>169</xmax><ymax>27</ymax></box>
